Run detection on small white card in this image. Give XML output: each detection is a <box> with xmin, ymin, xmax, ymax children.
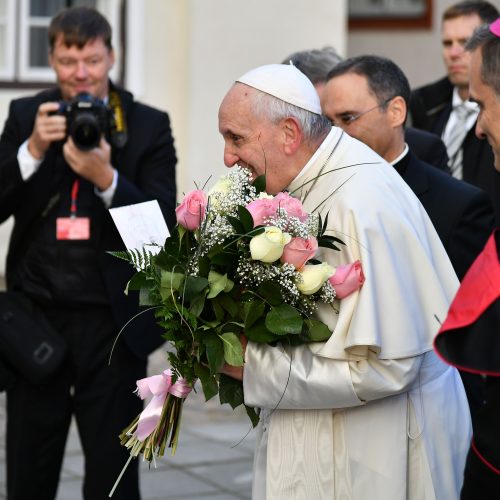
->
<box><xmin>109</xmin><ymin>200</ymin><xmax>170</xmax><ymax>256</ymax></box>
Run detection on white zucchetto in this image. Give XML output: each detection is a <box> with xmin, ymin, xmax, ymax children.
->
<box><xmin>236</xmin><ymin>64</ymin><xmax>322</xmax><ymax>115</ymax></box>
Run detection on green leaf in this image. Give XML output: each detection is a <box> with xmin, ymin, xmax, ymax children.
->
<box><xmin>220</xmin><ymin>332</ymin><xmax>243</xmax><ymax>366</ymax></box>
<box><xmin>304</xmin><ymin>319</ymin><xmax>332</xmax><ymax>342</ymax></box>
<box><xmin>252</xmin><ymin>174</ymin><xmax>267</xmax><ymax>194</ymax></box>
<box><xmin>160</xmin><ymin>271</ymin><xmax>185</xmax><ymax>291</ymax></box>
<box><xmin>245</xmin><ymin>319</ymin><xmax>277</xmax><ymax>343</ymax></box>
<box><xmin>125</xmin><ymin>272</ymin><xmax>148</xmax><ymax>293</ymax></box>
<box><xmin>189</xmin><ymin>292</ymin><xmax>206</xmax><ymax>317</ymax></box>
<box><xmin>219</xmin><ymin>374</ymin><xmax>244</xmax><ymax>409</ymax></box>
<box><xmin>210</xmin><ymin>252</ymin><xmax>239</xmax><ymax>268</ymax></box>
<box><xmin>219</xmin><ymin>294</ymin><xmax>239</xmax><ymax>318</ymax></box>
<box><xmin>237</xmin><ymin>205</ymin><xmax>255</xmax><ymax>234</ymax></box>
<box><xmin>243</xmin><ymin>300</ymin><xmax>266</xmax><ymax>329</ymax></box>
<box><xmin>207</xmin><ymin>271</ymin><xmax>234</xmax><ymax>299</ymax></box>
<box><xmin>317</xmin><ymin>234</ymin><xmax>345</xmax><ymax>252</ymax></box>
<box><xmin>257</xmin><ymin>281</ymin><xmax>282</xmax><ymax>306</ymax></box>
<box><xmin>265</xmin><ymin>304</ymin><xmax>303</xmax><ymax>335</ymax></box>
<box><xmin>177</xmin><ymin>224</ymin><xmax>187</xmax><ymax>241</ymax></box>
<box><xmin>207</xmin><ymin>243</ymin><xmax>224</xmax><ymax>259</ymax></box>
<box><xmin>139</xmin><ymin>287</ymin><xmax>155</xmax><ymax>306</ymax></box>
<box><xmin>211</xmin><ymin>299</ymin><xmax>225</xmax><ymax>321</ymax></box>
<box><xmin>183</xmin><ymin>275</ymin><xmax>209</xmax><ymax>302</ymax></box>
<box><xmin>194</xmin><ymin>362</ymin><xmax>219</xmax><ymax>401</ymax></box>
<box><xmin>204</xmin><ymin>334</ymin><xmax>225</xmax><ymax>373</ymax></box>
<box><xmin>226</xmin><ymin>215</ymin><xmax>245</xmax><ymax>235</ymax></box>
<box><xmin>245</xmin><ymin>405</ymin><xmax>260</xmax><ymax>427</ymax></box>
<box><xmin>198</xmin><ymin>255</ymin><xmax>210</xmax><ymax>277</ymax></box>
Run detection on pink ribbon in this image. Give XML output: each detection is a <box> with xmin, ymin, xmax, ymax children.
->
<box><xmin>133</xmin><ymin>369</ymin><xmax>192</xmax><ymax>441</ymax></box>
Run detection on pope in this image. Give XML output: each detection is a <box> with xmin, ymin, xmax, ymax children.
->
<box><xmin>218</xmin><ymin>63</ymin><xmax>471</xmax><ymax>499</ymax></box>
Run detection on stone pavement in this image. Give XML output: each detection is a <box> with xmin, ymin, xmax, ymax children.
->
<box><xmin>0</xmin><ymin>350</ymin><xmax>256</xmax><ymax>500</ymax></box>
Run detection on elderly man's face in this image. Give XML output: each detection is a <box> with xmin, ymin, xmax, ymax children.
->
<box><xmin>218</xmin><ymin>84</ymin><xmax>296</xmax><ymax>194</ymax></box>
<box><xmin>470</xmin><ymin>48</ymin><xmax>500</xmax><ymax>171</ymax></box>
<box><xmin>322</xmin><ymin>73</ymin><xmax>394</xmax><ymax>160</ymax></box>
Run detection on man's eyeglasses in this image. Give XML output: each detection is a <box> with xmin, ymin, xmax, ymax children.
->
<box><xmin>331</xmin><ymin>96</ymin><xmax>395</xmax><ymax>127</ymax></box>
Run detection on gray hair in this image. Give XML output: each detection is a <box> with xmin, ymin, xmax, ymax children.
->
<box><xmin>466</xmin><ymin>23</ymin><xmax>500</xmax><ymax>97</ymax></box>
<box><xmin>250</xmin><ymin>90</ymin><xmax>331</xmax><ymax>142</ymax></box>
<box><xmin>282</xmin><ymin>46</ymin><xmax>343</xmax><ymax>85</ymax></box>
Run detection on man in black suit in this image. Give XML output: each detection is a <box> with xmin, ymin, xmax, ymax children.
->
<box><xmin>0</xmin><ymin>7</ymin><xmax>176</xmax><ymax>500</ymax></box>
<box><xmin>281</xmin><ymin>48</ymin><xmax>451</xmax><ymax>172</ymax></box>
<box><xmin>322</xmin><ymin>54</ymin><xmax>494</xmax><ymax>422</ymax></box>
<box><xmin>409</xmin><ymin>1</ymin><xmax>500</xmax><ymax>222</ymax></box>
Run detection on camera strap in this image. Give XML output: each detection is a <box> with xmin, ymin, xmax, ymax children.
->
<box><xmin>109</xmin><ymin>90</ymin><xmax>128</xmax><ymax>148</ymax></box>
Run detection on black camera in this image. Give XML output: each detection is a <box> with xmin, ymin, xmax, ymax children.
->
<box><xmin>54</xmin><ymin>92</ymin><xmax>115</xmax><ymax>151</ymax></box>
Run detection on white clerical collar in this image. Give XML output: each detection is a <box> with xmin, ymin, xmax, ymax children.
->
<box><xmin>390</xmin><ymin>143</ymin><xmax>409</xmax><ymax>166</ymax></box>
<box><xmin>293</xmin><ymin>127</ymin><xmax>340</xmax><ymax>183</ymax></box>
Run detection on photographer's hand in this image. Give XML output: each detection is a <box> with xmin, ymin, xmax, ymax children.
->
<box><xmin>28</xmin><ymin>102</ymin><xmax>67</xmax><ymax>159</ymax></box>
<box><xmin>63</xmin><ymin>136</ymin><xmax>115</xmax><ymax>190</ymax></box>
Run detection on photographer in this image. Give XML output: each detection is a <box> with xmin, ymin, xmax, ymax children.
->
<box><xmin>0</xmin><ymin>6</ymin><xmax>176</xmax><ymax>500</ymax></box>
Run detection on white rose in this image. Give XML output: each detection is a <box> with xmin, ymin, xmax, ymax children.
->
<box><xmin>209</xmin><ymin>177</ymin><xmax>232</xmax><ymax>196</ymax></box>
<box><xmin>208</xmin><ymin>177</ymin><xmax>232</xmax><ymax>209</ymax></box>
<box><xmin>257</xmin><ymin>192</ymin><xmax>274</xmax><ymax>200</ymax></box>
<box><xmin>250</xmin><ymin>226</ymin><xmax>292</xmax><ymax>263</ymax></box>
<box><xmin>297</xmin><ymin>263</ymin><xmax>335</xmax><ymax>295</ymax></box>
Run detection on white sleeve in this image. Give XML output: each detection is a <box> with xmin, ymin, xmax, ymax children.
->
<box><xmin>17</xmin><ymin>140</ymin><xmax>43</xmax><ymax>181</ymax></box>
<box><xmin>93</xmin><ymin>168</ymin><xmax>118</xmax><ymax>208</ymax></box>
<box><xmin>243</xmin><ymin>342</ymin><xmax>423</xmax><ymax>410</ymax></box>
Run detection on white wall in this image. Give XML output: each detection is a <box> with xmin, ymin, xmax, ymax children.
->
<box><xmin>347</xmin><ymin>0</ymin><xmax>500</xmax><ymax>89</ymax></box>
<box><xmin>182</xmin><ymin>0</ymin><xmax>347</xmax><ymax>193</ymax></box>
<box><xmin>138</xmin><ymin>0</ymin><xmax>347</xmax><ymax>197</ymax></box>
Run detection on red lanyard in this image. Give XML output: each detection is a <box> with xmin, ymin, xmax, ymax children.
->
<box><xmin>70</xmin><ymin>179</ymin><xmax>80</xmax><ymax>218</ymax></box>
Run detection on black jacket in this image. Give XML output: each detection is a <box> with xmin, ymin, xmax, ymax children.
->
<box><xmin>395</xmin><ymin>150</ymin><xmax>494</xmax><ymax>280</ymax></box>
<box><xmin>0</xmin><ymin>85</ymin><xmax>177</xmax><ymax>358</ymax></box>
<box><xmin>404</xmin><ymin>127</ymin><xmax>449</xmax><ymax>172</ymax></box>
<box><xmin>410</xmin><ymin>76</ymin><xmax>500</xmax><ymax>224</ymax></box>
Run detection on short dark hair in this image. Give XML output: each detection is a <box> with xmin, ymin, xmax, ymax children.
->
<box><xmin>48</xmin><ymin>6</ymin><xmax>112</xmax><ymax>52</ymax></box>
<box><xmin>443</xmin><ymin>1</ymin><xmax>499</xmax><ymax>23</ymax></box>
<box><xmin>282</xmin><ymin>47</ymin><xmax>343</xmax><ymax>85</ymax></box>
<box><xmin>466</xmin><ymin>22</ymin><xmax>500</xmax><ymax>96</ymax></box>
<box><xmin>326</xmin><ymin>55</ymin><xmax>410</xmax><ymax>111</ymax></box>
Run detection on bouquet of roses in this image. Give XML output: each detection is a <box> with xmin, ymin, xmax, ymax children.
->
<box><xmin>114</xmin><ymin>166</ymin><xmax>364</xmax><ymax>465</ymax></box>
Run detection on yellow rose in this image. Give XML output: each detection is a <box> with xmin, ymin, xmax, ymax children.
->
<box><xmin>250</xmin><ymin>226</ymin><xmax>292</xmax><ymax>263</ymax></box>
<box><xmin>297</xmin><ymin>263</ymin><xmax>335</xmax><ymax>295</ymax></box>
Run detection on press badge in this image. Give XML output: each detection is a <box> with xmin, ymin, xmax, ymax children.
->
<box><xmin>56</xmin><ymin>217</ymin><xmax>90</xmax><ymax>240</ymax></box>
<box><xmin>56</xmin><ymin>178</ymin><xmax>90</xmax><ymax>240</ymax></box>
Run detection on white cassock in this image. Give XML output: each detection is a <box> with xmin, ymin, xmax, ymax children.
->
<box><xmin>243</xmin><ymin>127</ymin><xmax>471</xmax><ymax>500</ymax></box>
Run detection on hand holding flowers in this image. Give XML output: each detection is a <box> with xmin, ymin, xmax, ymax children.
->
<box><xmin>112</xmin><ymin>167</ymin><xmax>365</xmax><ymax>470</ymax></box>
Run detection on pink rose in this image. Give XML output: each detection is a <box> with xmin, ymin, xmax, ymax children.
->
<box><xmin>328</xmin><ymin>260</ymin><xmax>365</xmax><ymax>299</ymax></box>
<box><xmin>281</xmin><ymin>237</ymin><xmax>318</xmax><ymax>270</ymax></box>
<box><xmin>175</xmin><ymin>189</ymin><xmax>208</xmax><ymax>230</ymax></box>
<box><xmin>246</xmin><ymin>198</ymin><xmax>277</xmax><ymax>227</ymax></box>
<box><xmin>273</xmin><ymin>192</ymin><xmax>308</xmax><ymax>221</ymax></box>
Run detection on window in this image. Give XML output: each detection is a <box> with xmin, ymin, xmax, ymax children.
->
<box><xmin>349</xmin><ymin>0</ymin><xmax>433</xmax><ymax>30</ymax></box>
<box><xmin>0</xmin><ymin>0</ymin><xmax>121</xmax><ymax>83</ymax></box>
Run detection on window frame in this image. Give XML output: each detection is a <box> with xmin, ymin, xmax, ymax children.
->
<box><xmin>0</xmin><ymin>0</ymin><xmax>122</xmax><ymax>85</ymax></box>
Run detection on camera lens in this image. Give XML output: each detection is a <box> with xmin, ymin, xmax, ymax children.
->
<box><xmin>70</xmin><ymin>112</ymin><xmax>101</xmax><ymax>150</ymax></box>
